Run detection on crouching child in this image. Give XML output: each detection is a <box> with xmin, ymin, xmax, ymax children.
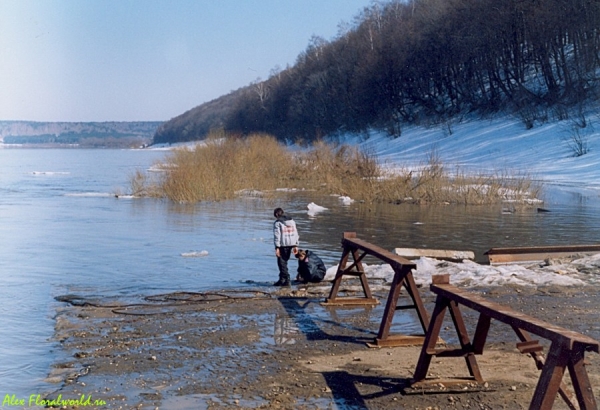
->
<box><xmin>295</xmin><ymin>249</ymin><xmax>326</xmax><ymax>283</ymax></box>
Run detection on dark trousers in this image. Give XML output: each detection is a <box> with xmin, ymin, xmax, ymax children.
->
<box><xmin>276</xmin><ymin>246</ymin><xmax>294</xmax><ymax>281</ymax></box>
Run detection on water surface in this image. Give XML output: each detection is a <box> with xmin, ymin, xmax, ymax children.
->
<box><xmin>0</xmin><ymin>148</ymin><xmax>599</xmax><ymax>397</ymax></box>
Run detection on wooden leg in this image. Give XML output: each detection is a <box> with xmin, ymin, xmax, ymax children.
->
<box><xmin>413</xmin><ymin>295</ymin><xmax>448</xmax><ymax>381</ymax></box>
<box><xmin>472</xmin><ymin>313</ymin><xmax>491</xmax><ymax>355</ymax></box>
<box><xmin>530</xmin><ymin>342</ymin><xmax>569</xmax><ymax>410</ymax></box>
<box><xmin>568</xmin><ymin>344</ymin><xmax>597</xmax><ymax>410</ymax></box>
<box><xmin>512</xmin><ymin>327</ymin><xmax>576</xmax><ymax>409</ymax></box>
<box><xmin>402</xmin><ymin>270</ymin><xmax>430</xmax><ymax>332</ymax></box>
<box><xmin>448</xmin><ymin>300</ymin><xmax>483</xmax><ymax>382</ymax></box>
<box><xmin>376</xmin><ymin>268</ymin><xmax>406</xmax><ymax>341</ymax></box>
<box><xmin>352</xmin><ymin>248</ymin><xmax>373</xmax><ymax>299</ymax></box>
<box><xmin>327</xmin><ymin>246</ymin><xmax>350</xmax><ymax>300</ymax></box>
<box><xmin>325</xmin><ymin>245</ymin><xmax>377</xmax><ymax>305</ymax></box>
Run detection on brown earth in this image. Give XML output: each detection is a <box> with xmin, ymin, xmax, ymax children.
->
<box><xmin>46</xmin><ymin>282</ymin><xmax>600</xmax><ymax>409</ymax></box>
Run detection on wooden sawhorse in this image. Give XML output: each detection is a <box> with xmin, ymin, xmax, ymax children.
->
<box><xmin>324</xmin><ymin>232</ymin><xmax>431</xmax><ymax>347</ymax></box>
<box><xmin>413</xmin><ymin>274</ymin><xmax>599</xmax><ymax>410</ymax></box>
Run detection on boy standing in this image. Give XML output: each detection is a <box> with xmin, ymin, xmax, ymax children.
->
<box><xmin>273</xmin><ymin>207</ymin><xmax>299</xmax><ymax>286</ymax></box>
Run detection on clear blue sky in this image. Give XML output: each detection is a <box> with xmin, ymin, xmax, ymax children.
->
<box><xmin>0</xmin><ymin>0</ymin><xmax>373</xmax><ymax>122</ymax></box>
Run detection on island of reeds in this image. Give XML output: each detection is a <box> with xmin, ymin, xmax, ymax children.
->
<box><xmin>131</xmin><ymin>132</ymin><xmax>540</xmax><ymax>205</ymax></box>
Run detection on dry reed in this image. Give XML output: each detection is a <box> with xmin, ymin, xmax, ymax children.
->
<box><xmin>131</xmin><ymin>132</ymin><xmax>541</xmax><ymax>205</ymax></box>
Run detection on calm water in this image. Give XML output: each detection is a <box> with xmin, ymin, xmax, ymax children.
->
<box><xmin>1</xmin><ymin>148</ymin><xmax>599</xmax><ymax>397</ymax></box>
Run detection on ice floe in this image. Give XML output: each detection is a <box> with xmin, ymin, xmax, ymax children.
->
<box><xmin>181</xmin><ymin>250</ymin><xmax>209</xmax><ymax>257</ymax></box>
<box><xmin>307</xmin><ymin>202</ymin><xmax>328</xmax><ymax>217</ymax></box>
<box><xmin>338</xmin><ymin>196</ymin><xmax>355</xmax><ymax>205</ymax></box>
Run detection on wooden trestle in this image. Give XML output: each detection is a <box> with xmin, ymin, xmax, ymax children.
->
<box><xmin>413</xmin><ymin>274</ymin><xmax>599</xmax><ymax>410</ymax></box>
<box><xmin>323</xmin><ymin>232</ymin><xmax>431</xmax><ymax>347</ymax></box>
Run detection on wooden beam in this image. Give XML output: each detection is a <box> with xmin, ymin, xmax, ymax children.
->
<box><xmin>485</xmin><ymin>245</ymin><xmax>600</xmax><ymax>264</ymax></box>
<box><xmin>394</xmin><ymin>248</ymin><xmax>475</xmax><ymax>262</ymax></box>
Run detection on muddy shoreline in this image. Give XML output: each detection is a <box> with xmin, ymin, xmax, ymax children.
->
<box><xmin>47</xmin><ymin>283</ymin><xmax>600</xmax><ymax>409</ymax></box>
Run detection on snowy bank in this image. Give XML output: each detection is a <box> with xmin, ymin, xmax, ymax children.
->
<box><xmin>323</xmin><ymin>252</ymin><xmax>600</xmax><ymax>288</ymax></box>
<box><xmin>336</xmin><ymin>115</ymin><xmax>600</xmax><ymax>191</ymax></box>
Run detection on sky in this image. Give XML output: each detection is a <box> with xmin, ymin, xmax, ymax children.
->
<box><xmin>0</xmin><ymin>0</ymin><xmax>373</xmax><ymax>122</ymax></box>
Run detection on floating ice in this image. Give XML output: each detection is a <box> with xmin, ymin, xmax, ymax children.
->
<box><xmin>338</xmin><ymin>196</ymin><xmax>354</xmax><ymax>205</ymax></box>
<box><xmin>307</xmin><ymin>202</ymin><xmax>328</xmax><ymax>216</ymax></box>
<box><xmin>181</xmin><ymin>250</ymin><xmax>209</xmax><ymax>257</ymax></box>
<box><xmin>65</xmin><ymin>192</ymin><xmax>113</xmax><ymax>197</ymax></box>
<box><xmin>235</xmin><ymin>189</ymin><xmax>264</xmax><ymax>197</ymax></box>
<box><xmin>31</xmin><ymin>171</ymin><xmax>70</xmax><ymax>175</ymax></box>
<box><xmin>147</xmin><ymin>164</ymin><xmax>171</xmax><ymax>172</ymax></box>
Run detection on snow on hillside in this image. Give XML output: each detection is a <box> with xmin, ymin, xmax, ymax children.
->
<box><xmin>342</xmin><ymin>115</ymin><xmax>600</xmax><ymax>191</ymax></box>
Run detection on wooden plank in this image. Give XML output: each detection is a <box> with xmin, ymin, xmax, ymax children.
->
<box><xmin>486</xmin><ymin>245</ymin><xmax>600</xmax><ymax>264</ymax></box>
<box><xmin>394</xmin><ymin>248</ymin><xmax>475</xmax><ymax>262</ymax></box>
<box><xmin>344</xmin><ymin>237</ymin><xmax>416</xmax><ymax>269</ymax></box>
<box><xmin>322</xmin><ymin>297</ymin><xmax>379</xmax><ymax>306</ymax></box>
<box><xmin>411</xmin><ymin>377</ymin><xmax>481</xmax><ymax>388</ymax></box>
<box><xmin>367</xmin><ymin>334</ymin><xmax>426</xmax><ymax>348</ymax></box>
<box><xmin>516</xmin><ymin>340</ymin><xmax>544</xmax><ymax>354</ymax></box>
<box><xmin>486</xmin><ymin>245</ymin><xmax>600</xmax><ymax>255</ymax></box>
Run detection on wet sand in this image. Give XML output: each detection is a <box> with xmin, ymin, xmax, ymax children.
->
<box><xmin>47</xmin><ymin>283</ymin><xmax>600</xmax><ymax>409</ymax></box>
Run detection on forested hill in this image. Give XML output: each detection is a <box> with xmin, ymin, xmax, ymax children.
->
<box><xmin>153</xmin><ymin>0</ymin><xmax>600</xmax><ymax>145</ymax></box>
<box><xmin>153</xmin><ymin>88</ymin><xmax>245</xmax><ymax>145</ymax></box>
<box><xmin>1</xmin><ymin>121</ymin><xmax>162</xmax><ymax>148</ymax></box>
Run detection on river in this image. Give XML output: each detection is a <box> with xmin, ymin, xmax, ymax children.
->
<box><xmin>1</xmin><ymin>148</ymin><xmax>599</xmax><ymax>398</ymax></box>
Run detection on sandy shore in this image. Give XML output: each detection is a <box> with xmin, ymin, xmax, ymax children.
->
<box><xmin>46</xmin><ymin>282</ymin><xmax>600</xmax><ymax>409</ymax></box>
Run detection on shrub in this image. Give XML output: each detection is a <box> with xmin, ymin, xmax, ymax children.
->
<box><xmin>131</xmin><ymin>132</ymin><xmax>541</xmax><ymax>205</ymax></box>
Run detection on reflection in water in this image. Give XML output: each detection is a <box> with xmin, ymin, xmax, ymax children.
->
<box><xmin>273</xmin><ymin>296</ymin><xmax>419</xmax><ymax>349</ymax></box>
<box><xmin>274</xmin><ymin>298</ymin><xmax>323</xmax><ymax>346</ymax></box>
<box><xmin>324</xmin><ymin>305</ymin><xmax>375</xmax><ymax>325</ymax></box>
<box><xmin>274</xmin><ymin>314</ymin><xmax>299</xmax><ymax>345</ymax></box>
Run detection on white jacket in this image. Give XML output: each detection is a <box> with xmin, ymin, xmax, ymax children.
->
<box><xmin>273</xmin><ymin>215</ymin><xmax>299</xmax><ymax>248</ymax></box>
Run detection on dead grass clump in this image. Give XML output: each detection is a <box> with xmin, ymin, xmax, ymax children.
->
<box><xmin>155</xmin><ymin>134</ymin><xmax>296</xmax><ymax>202</ymax></box>
<box><xmin>295</xmin><ymin>141</ymin><xmax>381</xmax><ymax>197</ymax></box>
<box><xmin>376</xmin><ymin>154</ymin><xmax>541</xmax><ymax>205</ymax></box>
<box><xmin>131</xmin><ymin>132</ymin><xmax>541</xmax><ymax>205</ymax></box>
<box><xmin>128</xmin><ymin>169</ymin><xmax>162</xmax><ymax>198</ymax></box>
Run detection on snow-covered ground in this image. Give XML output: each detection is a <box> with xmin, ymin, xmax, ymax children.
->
<box><xmin>321</xmin><ymin>253</ymin><xmax>600</xmax><ymax>289</ymax></box>
<box><xmin>343</xmin><ymin>114</ymin><xmax>600</xmax><ymax>191</ymax></box>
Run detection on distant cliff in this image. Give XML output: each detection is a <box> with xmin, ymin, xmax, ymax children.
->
<box><xmin>0</xmin><ymin>121</ymin><xmax>163</xmax><ymax>148</ymax></box>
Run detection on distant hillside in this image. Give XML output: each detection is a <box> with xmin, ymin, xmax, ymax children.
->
<box><xmin>154</xmin><ymin>0</ymin><xmax>600</xmax><ymax>145</ymax></box>
<box><xmin>0</xmin><ymin>121</ymin><xmax>162</xmax><ymax>148</ymax></box>
<box><xmin>152</xmin><ymin>87</ymin><xmax>246</xmax><ymax>145</ymax></box>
